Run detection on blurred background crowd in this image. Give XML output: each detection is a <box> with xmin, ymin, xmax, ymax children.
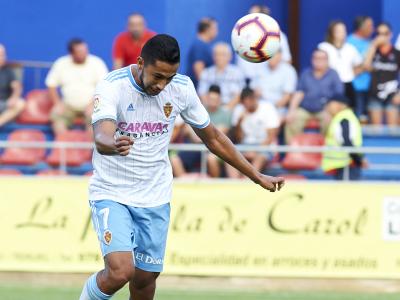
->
<box><xmin>0</xmin><ymin>1</ymin><xmax>399</xmax><ymax>180</ymax></box>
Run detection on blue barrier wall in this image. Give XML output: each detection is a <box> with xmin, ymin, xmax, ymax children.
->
<box><xmin>0</xmin><ymin>0</ymin><xmax>398</xmax><ymax>91</ymax></box>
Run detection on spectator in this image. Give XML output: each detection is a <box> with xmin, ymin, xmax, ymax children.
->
<box><xmin>318</xmin><ymin>21</ymin><xmax>363</xmax><ymax>110</ymax></box>
<box><xmin>186</xmin><ymin>17</ymin><xmax>218</xmax><ymax>87</ymax></box>
<box><xmin>227</xmin><ymin>88</ymin><xmax>280</xmax><ymax>178</ymax></box>
<box><xmin>173</xmin><ymin>85</ymin><xmax>231</xmax><ymax>178</ymax></box>
<box><xmin>250</xmin><ymin>50</ymin><xmax>297</xmax><ymax>120</ymax></box>
<box><xmin>237</xmin><ymin>4</ymin><xmax>292</xmax><ymax>84</ymax></box>
<box><xmin>347</xmin><ymin>16</ymin><xmax>374</xmax><ymax>120</ymax></box>
<box><xmin>364</xmin><ymin>22</ymin><xmax>400</xmax><ymax>126</ymax></box>
<box><xmin>322</xmin><ymin>95</ymin><xmax>363</xmax><ymax>180</ymax></box>
<box><xmin>285</xmin><ymin>49</ymin><xmax>344</xmax><ymax>144</ymax></box>
<box><xmin>198</xmin><ymin>42</ymin><xmax>245</xmax><ymax>110</ymax></box>
<box><xmin>205</xmin><ymin>85</ymin><xmax>231</xmax><ymax>177</ymax></box>
<box><xmin>0</xmin><ymin>44</ymin><xmax>25</xmax><ymax>128</ymax></box>
<box><xmin>112</xmin><ymin>13</ymin><xmax>155</xmax><ymax>69</ymax></box>
<box><xmin>46</xmin><ymin>38</ymin><xmax>108</xmax><ymax>134</ymax></box>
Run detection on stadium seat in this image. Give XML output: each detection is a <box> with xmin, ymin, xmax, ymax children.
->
<box><xmin>46</xmin><ymin>130</ymin><xmax>92</xmax><ymax>167</ymax></box>
<box><xmin>1</xmin><ymin>129</ymin><xmax>46</xmax><ymax>165</ymax></box>
<box><xmin>0</xmin><ymin>169</ymin><xmax>22</xmax><ymax>175</ymax></box>
<box><xmin>17</xmin><ymin>90</ymin><xmax>53</xmax><ymax>124</ymax></box>
<box><xmin>37</xmin><ymin>169</ymin><xmax>68</xmax><ymax>176</ymax></box>
<box><xmin>281</xmin><ymin>133</ymin><xmax>324</xmax><ymax>170</ymax></box>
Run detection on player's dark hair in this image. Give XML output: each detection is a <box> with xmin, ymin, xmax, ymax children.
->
<box><xmin>240</xmin><ymin>87</ymin><xmax>255</xmax><ymax>101</ymax></box>
<box><xmin>67</xmin><ymin>38</ymin><xmax>85</xmax><ymax>53</ymax></box>
<box><xmin>141</xmin><ymin>34</ymin><xmax>180</xmax><ymax>66</ymax></box>
<box><xmin>208</xmin><ymin>84</ymin><xmax>221</xmax><ymax>95</ymax></box>
<box><xmin>353</xmin><ymin>16</ymin><xmax>370</xmax><ymax>31</ymax></box>
<box><xmin>325</xmin><ymin>20</ymin><xmax>345</xmax><ymax>45</ymax></box>
<box><xmin>198</xmin><ymin>17</ymin><xmax>216</xmax><ymax>34</ymax></box>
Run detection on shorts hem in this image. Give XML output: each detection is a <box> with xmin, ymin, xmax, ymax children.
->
<box><xmin>135</xmin><ymin>263</ymin><xmax>163</xmax><ymax>273</ymax></box>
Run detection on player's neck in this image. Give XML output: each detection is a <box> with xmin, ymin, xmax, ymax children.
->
<box><xmin>131</xmin><ymin>65</ymin><xmax>145</xmax><ymax>90</ymax></box>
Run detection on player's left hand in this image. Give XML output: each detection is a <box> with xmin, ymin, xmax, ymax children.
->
<box><xmin>257</xmin><ymin>174</ymin><xmax>285</xmax><ymax>192</ymax></box>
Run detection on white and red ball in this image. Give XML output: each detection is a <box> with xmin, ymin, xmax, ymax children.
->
<box><xmin>231</xmin><ymin>13</ymin><xmax>281</xmax><ymax>63</ymax></box>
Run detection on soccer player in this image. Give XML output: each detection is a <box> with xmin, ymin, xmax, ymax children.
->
<box><xmin>79</xmin><ymin>34</ymin><xmax>284</xmax><ymax>300</ymax></box>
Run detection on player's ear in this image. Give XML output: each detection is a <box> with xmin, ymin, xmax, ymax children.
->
<box><xmin>137</xmin><ymin>56</ymin><xmax>144</xmax><ymax>70</ymax></box>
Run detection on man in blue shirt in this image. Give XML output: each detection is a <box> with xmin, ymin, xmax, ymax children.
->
<box><xmin>285</xmin><ymin>49</ymin><xmax>344</xmax><ymax>143</ymax></box>
<box><xmin>186</xmin><ymin>18</ymin><xmax>218</xmax><ymax>87</ymax></box>
<box><xmin>347</xmin><ymin>16</ymin><xmax>374</xmax><ymax>120</ymax></box>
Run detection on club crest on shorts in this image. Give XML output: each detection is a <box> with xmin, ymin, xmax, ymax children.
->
<box><xmin>103</xmin><ymin>230</ymin><xmax>112</xmax><ymax>245</ymax></box>
<box><xmin>163</xmin><ymin>102</ymin><xmax>173</xmax><ymax>118</ymax></box>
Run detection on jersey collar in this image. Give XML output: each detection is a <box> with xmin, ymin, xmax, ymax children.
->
<box><xmin>128</xmin><ymin>65</ymin><xmax>146</xmax><ymax>95</ymax></box>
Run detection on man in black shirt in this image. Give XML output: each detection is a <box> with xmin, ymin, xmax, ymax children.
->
<box><xmin>365</xmin><ymin>22</ymin><xmax>400</xmax><ymax>126</ymax></box>
<box><xmin>0</xmin><ymin>44</ymin><xmax>25</xmax><ymax>127</ymax></box>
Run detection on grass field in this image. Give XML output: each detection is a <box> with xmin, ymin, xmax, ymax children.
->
<box><xmin>1</xmin><ymin>284</ymin><xmax>399</xmax><ymax>300</ymax></box>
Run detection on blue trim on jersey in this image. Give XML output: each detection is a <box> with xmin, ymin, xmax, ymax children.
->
<box><xmin>105</xmin><ymin>68</ymin><xmax>127</xmax><ymax>81</ymax></box>
<box><xmin>109</xmin><ymin>74</ymin><xmax>128</xmax><ymax>82</ymax></box>
<box><xmin>183</xmin><ymin>117</ymin><xmax>210</xmax><ymax>129</ymax></box>
<box><xmin>128</xmin><ymin>65</ymin><xmax>145</xmax><ymax>93</ymax></box>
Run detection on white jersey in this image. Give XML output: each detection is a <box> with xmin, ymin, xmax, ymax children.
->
<box><xmin>89</xmin><ymin>65</ymin><xmax>210</xmax><ymax>207</ymax></box>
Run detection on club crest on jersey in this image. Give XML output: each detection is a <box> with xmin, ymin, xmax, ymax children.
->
<box><xmin>163</xmin><ymin>102</ymin><xmax>173</xmax><ymax>118</ymax></box>
<box><xmin>93</xmin><ymin>96</ymin><xmax>100</xmax><ymax>112</ymax></box>
<box><xmin>103</xmin><ymin>230</ymin><xmax>112</xmax><ymax>245</ymax></box>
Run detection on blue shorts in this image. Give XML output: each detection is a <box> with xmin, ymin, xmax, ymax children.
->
<box><xmin>89</xmin><ymin>200</ymin><xmax>170</xmax><ymax>272</ymax></box>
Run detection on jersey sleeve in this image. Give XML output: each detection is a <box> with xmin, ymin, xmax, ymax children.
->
<box><xmin>91</xmin><ymin>80</ymin><xmax>119</xmax><ymax>124</ymax></box>
<box><xmin>180</xmin><ymin>79</ymin><xmax>210</xmax><ymax>129</ymax></box>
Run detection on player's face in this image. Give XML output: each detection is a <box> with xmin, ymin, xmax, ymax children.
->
<box><xmin>268</xmin><ymin>51</ymin><xmax>282</xmax><ymax>69</ymax></box>
<box><xmin>139</xmin><ymin>59</ymin><xmax>179</xmax><ymax>96</ymax></box>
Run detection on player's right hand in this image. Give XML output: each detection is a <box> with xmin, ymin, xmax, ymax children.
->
<box><xmin>114</xmin><ymin>136</ymin><xmax>134</xmax><ymax>156</ymax></box>
<box><xmin>257</xmin><ymin>174</ymin><xmax>285</xmax><ymax>192</ymax></box>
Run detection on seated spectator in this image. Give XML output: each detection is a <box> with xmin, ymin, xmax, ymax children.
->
<box><xmin>318</xmin><ymin>21</ymin><xmax>363</xmax><ymax>110</ymax></box>
<box><xmin>186</xmin><ymin>17</ymin><xmax>218</xmax><ymax>87</ymax></box>
<box><xmin>322</xmin><ymin>95</ymin><xmax>363</xmax><ymax>180</ymax></box>
<box><xmin>250</xmin><ymin>50</ymin><xmax>297</xmax><ymax>120</ymax></box>
<box><xmin>227</xmin><ymin>88</ymin><xmax>280</xmax><ymax>178</ymax></box>
<box><xmin>237</xmin><ymin>4</ymin><xmax>292</xmax><ymax>84</ymax></box>
<box><xmin>198</xmin><ymin>42</ymin><xmax>245</xmax><ymax>110</ymax></box>
<box><xmin>364</xmin><ymin>22</ymin><xmax>400</xmax><ymax>126</ymax></box>
<box><xmin>173</xmin><ymin>85</ymin><xmax>231</xmax><ymax>177</ymax></box>
<box><xmin>0</xmin><ymin>44</ymin><xmax>25</xmax><ymax>128</ymax></box>
<box><xmin>204</xmin><ymin>85</ymin><xmax>231</xmax><ymax>177</ymax></box>
<box><xmin>112</xmin><ymin>13</ymin><xmax>155</xmax><ymax>69</ymax></box>
<box><xmin>46</xmin><ymin>38</ymin><xmax>108</xmax><ymax>134</ymax></box>
<box><xmin>285</xmin><ymin>49</ymin><xmax>344</xmax><ymax>144</ymax></box>
<box><xmin>347</xmin><ymin>16</ymin><xmax>374</xmax><ymax>120</ymax></box>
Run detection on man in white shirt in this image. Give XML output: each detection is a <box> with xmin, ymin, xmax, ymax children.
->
<box><xmin>250</xmin><ymin>50</ymin><xmax>297</xmax><ymax>119</ymax></box>
<box><xmin>198</xmin><ymin>42</ymin><xmax>245</xmax><ymax>110</ymax></box>
<box><xmin>79</xmin><ymin>34</ymin><xmax>284</xmax><ymax>300</ymax></box>
<box><xmin>46</xmin><ymin>38</ymin><xmax>108</xmax><ymax>134</ymax></box>
<box><xmin>227</xmin><ymin>88</ymin><xmax>280</xmax><ymax>178</ymax></box>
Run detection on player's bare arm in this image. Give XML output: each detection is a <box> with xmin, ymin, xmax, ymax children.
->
<box><xmin>93</xmin><ymin>119</ymin><xmax>133</xmax><ymax>156</ymax></box>
<box><xmin>193</xmin><ymin>123</ymin><xmax>285</xmax><ymax>192</ymax></box>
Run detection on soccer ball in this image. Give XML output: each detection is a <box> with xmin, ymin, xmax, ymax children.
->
<box><xmin>231</xmin><ymin>13</ymin><xmax>281</xmax><ymax>63</ymax></box>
